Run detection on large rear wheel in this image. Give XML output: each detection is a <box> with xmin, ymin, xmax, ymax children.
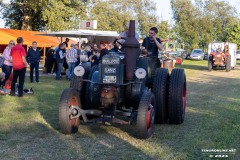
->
<box><xmin>59</xmin><ymin>88</ymin><xmax>80</xmax><ymax>134</ymax></box>
<box><xmin>208</xmin><ymin>56</ymin><xmax>213</xmax><ymax>72</ymax></box>
<box><xmin>153</xmin><ymin>68</ymin><xmax>169</xmax><ymax>124</ymax></box>
<box><xmin>135</xmin><ymin>92</ymin><xmax>155</xmax><ymax>139</ymax></box>
<box><xmin>168</xmin><ymin>69</ymin><xmax>186</xmax><ymax>124</ymax></box>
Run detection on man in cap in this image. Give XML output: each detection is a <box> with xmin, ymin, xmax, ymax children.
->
<box><xmin>118</xmin><ymin>23</ymin><xmax>139</xmax><ymax>40</ymax></box>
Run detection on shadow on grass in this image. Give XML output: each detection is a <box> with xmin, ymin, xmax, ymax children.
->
<box><xmin>12</xmin><ymin>67</ymin><xmax>238</xmax><ymax>159</ymax></box>
<box><xmin>177</xmin><ymin>63</ymin><xmax>208</xmax><ymax>71</ymax></box>
<box><xmin>0</xmin><ymin>121</ymin><xmax>156</xmax><ymax>159</ymax></box>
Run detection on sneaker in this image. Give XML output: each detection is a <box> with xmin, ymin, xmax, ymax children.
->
<box><xmin>10</xmin><ymin>93</ymin><xmax>16</xmax><ymax>96</ymax></box>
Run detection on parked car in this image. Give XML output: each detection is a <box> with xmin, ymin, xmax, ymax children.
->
<box><xmin>236</xmin><ymin>50</ymin><xmax>240</xmax><ymax>60</ymax></box>
<box><xmin>189</xmin><ymin>49</ymin><xmax>204</xmax><ymax>60</ymax></box>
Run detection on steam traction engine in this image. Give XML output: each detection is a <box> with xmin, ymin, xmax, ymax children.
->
<box><xmin>58</xmin><ymin>20</ymin><xmax>187</xmax><ymax>139</ymax></box>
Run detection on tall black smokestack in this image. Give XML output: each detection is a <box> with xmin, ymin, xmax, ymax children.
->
<box><xmin>123</xmin><ymin>20</ymin><xmax>140</xmax><ymax>80</ymax></box>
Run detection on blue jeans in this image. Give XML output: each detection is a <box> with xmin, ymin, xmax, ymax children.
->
<box><xmin>67</xmin><ymin>62</ymin><xmax>76</xmax><ymax>79</ymax></box>
<box><xmin>1</xmin><ymin>64</ymin><xmax>12</xmax><ymax>86</ymax></box>
<box><xmin>56</xmin><ymin>63</ymin><xmax>63</xmax><ymax>80</ymax></box>
<box><xmin>30</xmin><ymin>62</ymin><xmax>39</xmax><ymax>82</ymax></box>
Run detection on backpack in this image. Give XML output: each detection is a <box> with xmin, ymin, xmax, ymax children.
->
<box><xmin>0</xmin><ymin>56</ymin><xmax>5</xmax><ymax>68</ymax></box>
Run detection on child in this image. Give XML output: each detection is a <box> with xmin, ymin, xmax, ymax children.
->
<box><xmin>89</xmin><ymin>49</ymin><xmax>99</xmax><ymax>67</ymax></box>
<box><xmin>140</xmin><ymin>49</ymin><xmax>148</xmax><ymax>57</ymax></box>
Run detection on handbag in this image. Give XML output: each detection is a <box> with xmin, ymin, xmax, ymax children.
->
<box><xmin>0</xmin><ymin>56</ymin><xmax>5</xmax><ymax>68</ymax></box>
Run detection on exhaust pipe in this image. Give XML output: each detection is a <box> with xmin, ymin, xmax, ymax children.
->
<box><xmin>123</xmin><ymin>20</ymin><xmax>140</xmax><ymax>80</ymax></box>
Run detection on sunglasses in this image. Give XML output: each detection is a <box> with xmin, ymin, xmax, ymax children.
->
<box><xmin>10</xmin><ymin>43</ymin><xmax>15</xmax><ymax>45</ymax></box>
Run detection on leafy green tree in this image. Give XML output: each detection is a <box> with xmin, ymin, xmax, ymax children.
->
<box><xmin>157</xmin><ymin>21</ymin><xmax>171</xmax><ymax>39</ymax></box>
<box><xmin>171</xmin><ymin>0</ymin><xmax>199</xmax><ymax>50</ymax></box>
<box><xmin>88</xmin><ymin>0</ymin><xmax>131</xmax><ymax>33</ymax></box>
<box><xmin>171</xmin><ymin>0</ymin><xmax>239</xmax><ymax>50</ymax></box>
<box><xmin>3</xmin><ymin>0</ymin><xmax>86</xmax><ymax>31</ymax></box>
<box><xmin>226</xmin><ymin>23</ymin><xmax>240</xmax><ymax>49</ymax></box>
<box><xmin>88</xmin><ymin>0</ymin><xmax>161</xmax><ymax>38</ymax></box>
<box><xmin>42</xmin><ymin>0</ymin><xmax>87</xmax><ymax>31</ymax></box>
<box><xmin>203</xmin><ymin>0</ymin><xmax>238</xmax><ymax>41</ymax></box>
<box><xmin>2</xmin><ymin>0</ymin><xmax>46</xmax><ymax>30</ymax></box>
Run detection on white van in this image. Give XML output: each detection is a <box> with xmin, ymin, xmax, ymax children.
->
<box><xmin>236</xmin><ymin>50</ymin><xmax>240</xmax><ymax>60</ymax></box>
<box><xmin>208</xmin><ymin>42</ymin><xmax>237</xmax><ymax>68</ymax></box>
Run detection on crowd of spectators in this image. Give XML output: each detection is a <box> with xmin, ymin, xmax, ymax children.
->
<box><xmin>0</xmin><ymin>25</ymin><xmax>164</xmax><ymax>96</ymax></box>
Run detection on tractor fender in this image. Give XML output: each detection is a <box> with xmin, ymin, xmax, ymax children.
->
<box><xmin>89</xmin><ymin>71</ymin><xmax>101</xmax><ymax>108</ymax></box>
<box><xmin>131</xmin><ymin>82</ymin><xmax>148</xmax><ymax>108</ymax></box>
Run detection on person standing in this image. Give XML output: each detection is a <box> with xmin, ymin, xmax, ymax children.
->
<box><xmin>46</xmin><ymin>45</ymin><xmax>55</xmax><ymax>74</ymax></box>
<box><xmin>66</xmin><ymin>44</ymin><xmax>78</xmax><ymax>80</ymax></box>
<box><xmin>74</xmin><ymin>44</ymin><xmax>81</xmax><ymax>66</ymax></box>
<box><xmin>63</xmin><ymin>38</ymin><xmax>69</xmax><ymax>48</ymax></box>
<box><xmin>118</xmin><ymin>23</ymin><xmax>139</xmax><ymax>40</ymax></box>
<box><xmin>55</xmin><ymin>43</ymin><xmax>65</xmax><ymax>80</ymax></box>
<box><xmin>26</xmin><ymin>41</ymin><xmax>40</xmax><ymax>83</ymax></box>
<box><xmin>141</xmin><ymin>27</ymin><xmax>164</xmax><ymax>57</ymax></box>
<box><xmin>10</xmin><ymin>37</ymin><xmax>27</xmax><ymax>97</ymax></box>
<box><xmin>99</xmin><ymin>43</ymin><xmax>109</xmax><ymax>61</ymax></box>
<box><xmin>89</xmin><ymin>49</ymin><xmax>99</xmax><ymax>67</ymax></box>
<box><xmin>0</xmin><ymin>40</ymin><xmax>14</xmax><ymax>88</ymax></box>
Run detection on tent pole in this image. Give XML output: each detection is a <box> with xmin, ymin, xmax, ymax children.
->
<box><xmin>44</xmin><ymin>47</ymin><xmax>46</xmax><ymax>63</ymax></box>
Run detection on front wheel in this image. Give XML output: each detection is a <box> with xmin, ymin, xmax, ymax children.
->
<box><xmin>135</xmin><ymin>92</ymin><xmax>155</xmax><ymax>139</ymax></box>
<box><xmin>59</xmin><ymin>88</ymin><xmax>80</xmax><ymax>134</ymax></box>
<box><xmin>226</xmin><ymin>55</ymin><xmax>231</xmax><ymax>72</ymax></box>
<box><xmin>208</xmin><ymin>62</ymin><xmax>212</xmax><ymax>72</ymax></box>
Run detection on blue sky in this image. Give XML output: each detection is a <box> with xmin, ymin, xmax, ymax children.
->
<box><xmin>0</xmin><ymin>0</ymin><xmax>239</xmax><ymax>28</ymax></box>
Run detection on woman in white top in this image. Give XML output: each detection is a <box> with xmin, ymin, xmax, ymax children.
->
<box><xmin>1</xmin><ymin>40</ymin><xmax>14</xmax><ymax>87</ymax></box>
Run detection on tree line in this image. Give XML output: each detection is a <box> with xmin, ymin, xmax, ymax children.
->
<box><xmin>1</xmin><ymin>0</ymin><xmax>239</xmax><ymax>50</ymax></box>
<box><xmin>171</xmin><ymin>0</ymin><xmax>240</xmax><ymax>50</ymax></box>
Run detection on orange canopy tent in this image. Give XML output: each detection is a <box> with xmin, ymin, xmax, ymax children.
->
<box><xmin>0</xmin><ymin>29</ymin><xmax>62</xmax><ymax>47</ymax></box>
<box><xmin>0</xmin><ymin>28</ymin><xmax>76</xmax><ymax>60</ymax></box>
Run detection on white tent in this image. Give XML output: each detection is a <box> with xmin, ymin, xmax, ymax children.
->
<box><xmin>36</xmin><ymin>29</ymin><xmax>119</xmax><ymax>45</ymax></box>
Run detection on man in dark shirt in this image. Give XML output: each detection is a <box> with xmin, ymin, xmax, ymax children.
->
<box><xmin>55</xmin><ymin>43</ymin><xmax>66</xmax><ymax>80</ymax></box>
<box><xmin>63</xmin><ymin>38</ymin><xmax>69</xmax><ymax>48</ymax></box>
<box><xmin>45</xmin><ymin>46</ymin><xmax>55</xmax><ymax>74</ymax></box>
<box><xmin>90</xmin><ymin>49</ymin><xmax>99</xmax><ymax>67</ymax></box>
<box><xmin>141</xmin><ymin>27</ymin><xmax>164</xmax><ymax>57</ymax></box>
<box><xmin>26</xmin><ymin>41</ymin><xmax>40</xmax><ymax>83</ymax></box>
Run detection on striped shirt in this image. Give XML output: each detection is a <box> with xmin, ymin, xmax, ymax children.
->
<box><xmin>66</xmin><ymin>48</ymin><xmax>77</xmax><ymax>63</ymax></box>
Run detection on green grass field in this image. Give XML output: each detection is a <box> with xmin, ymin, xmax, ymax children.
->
<box><xmin>0</xmin><ymin>60</ymin><xmax>239</xmax><ymax>160</ymax></box>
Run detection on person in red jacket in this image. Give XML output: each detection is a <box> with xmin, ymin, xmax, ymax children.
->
<box><xmin>10</xmin><ymin>37</ymin><xmax>27</xmax><ymax>97</ymax></box>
